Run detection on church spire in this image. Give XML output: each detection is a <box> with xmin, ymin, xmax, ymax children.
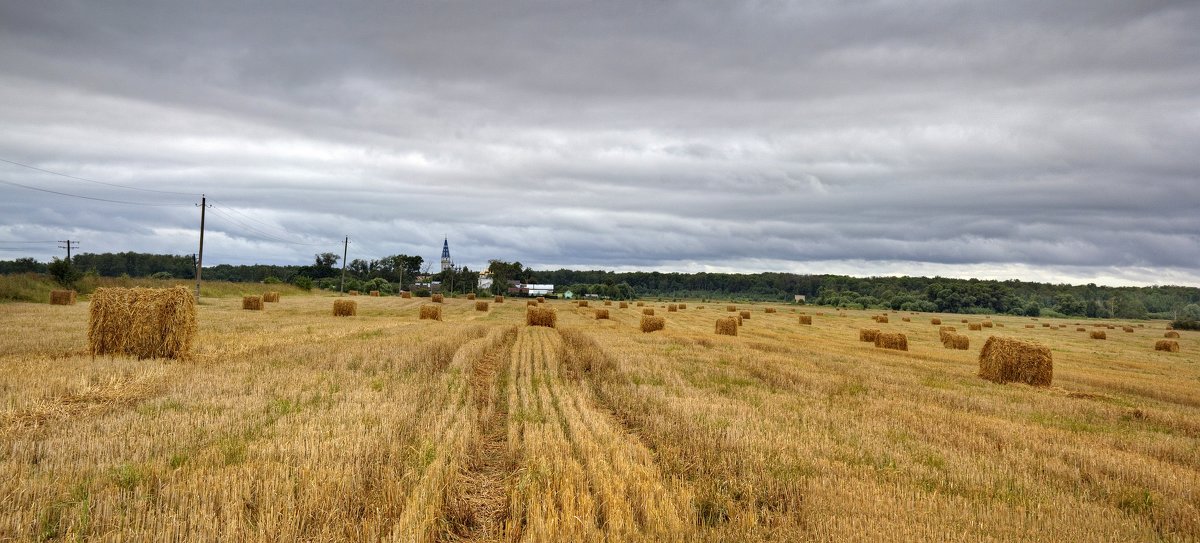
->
<box><xmin>440</xmin><ymin>237</ymin><xmax>452</xmax><ymax>272</ymax></box>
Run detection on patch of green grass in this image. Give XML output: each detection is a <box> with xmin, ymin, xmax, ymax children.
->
<box><xmin>110</xmin><ymin>463</ymin><xmax>142</xmax><ymax>492</ymax></box>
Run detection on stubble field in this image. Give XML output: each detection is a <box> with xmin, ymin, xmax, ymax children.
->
<box><xmin>1</xmin><ymin>293</ymin><xmax>1197</xmax><ymax>541</ymax></box>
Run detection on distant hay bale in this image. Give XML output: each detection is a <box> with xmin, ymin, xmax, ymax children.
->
<box><xmin>678</xmin><ymin>303</ymin><xmax>687</xmax><ymax>309</ymax></box>
<box><xmin>349</xmin><ymin>290</ymin><xmax>359</xmax><ymax>296</ymax></box>
<box><xmin>88</xmin><ymin>286</ymin><xmax>196</xmax><ymax>360</ymax></box>
<box><xmin>765</xmin><ymin>307</ymin><xmax>776</xmax><ymax>313</ymax></box>
<box><xmin>578</xmin><ymin>300</ymin><xmax>589</xmax><ymax>307</ymax></box>
<box><xmin>643</xmin><ymin>308</ymin><xmax>655</xmax><ymax>316</ymax></box>
<box><xmin>1106</xmin><ymin>325</ymin><xmax>1115</xmax><ymax>330</ymax></box>
<box><xmin>1024</xmin><ymin>324</ymin><xmax>1035</xmax><ymax>329</ymax></box>
<box><xmin>978</xmin><ymin>336</ymin><xmax>1053</xmax><ymax>386</ymax></box>
<box><xmin>475</xmin><ymin>301</ymin><xmax>489</xmax><ymax>311</ymax></box>
<box><xmin>739</xmin><ymin>310</ymin><xmax>751</xmax><ymax>320</ymax></box>
<box><xmin>1122</xmin><ymin>326</ymin><xmax>1134</xmax><ymax>333</ymax></box>
<box><xmin>961</xmin><ymin>319</ymin><xmax>969</xmax><ymax>323</ymax></box>
<box><xmin>1090</xmin><ymin>331</ymin><xmax>1106</xmax><ymax>340</ymax></box>
<box><xmin>939</xmin><ymin>327</ymin><xmax>958</xmax><ymax>342</ymax></box>
<box><xmin>420</xmin><ymin>304</ymin><xmax>442</xmax><ymax>321</ymax></box>
<box><xmin>242</xmin><ymin>296</ymin><xmax>263</xmax><ymax>310</ymax></box>
<box><xmin>901</xmin><ymin>317</ymin><xmax>911</xmax><ymax>322</ymax></box>
<box><xmin>527</xmin><ymin>300</ymin><xmax>537</xmax><ymax>306</ymax></box>
<box><xmin>668</xmin><ymin>304</ymin><xmax>678</xmax><ymax>312</ymax></box>
<box><xmin>595</xmin><ymin>309</ymin><xmax>610</xmax><ymax>320</ymax></box>
<box><xmin>1076</xmin><ymin>327</ymin><xmax>1087</xmax><ymax>332</ymax></box>
<box><xmin>369</xmin><ymin>290</ymin><xmax>380</xmax><ymax>297</ymax></box>
<box><xmin>431</xmin><ymin>293</ymin><xmax>444</xmax><ymax>303</ymax></box>
<box><xmin>968</xmin><ymin>323</ymin><xmax>982</xmax><ymax>331</ymax></box>
<box><xmin>982</xmin><ymin>321</ymin><xmax>993</xmax><ymax>328</ymax></box>
<box><xmin>727</xmin><ymin>305</ymin><xmax>737</xmax><ymax>312</ymax></box>
<box><xmin>640</xmin><ymin>316</ymin><xmax>665</xmax><ymax>333</ymax></box>
<box><xmin>494</xmin><ymin>295</ymin><xmax>504</xmax><ymax>303</ymax></box>
<box><xmin>1155</xmin><ymin>340</ymin><xmax>1180</xmax><ymax>352</ymax></box>
<box><xmin>1164</xmin><ymin>331</ymin><xmax>1180</xmax><ymax>338</ymax></box>
<box><xmin>333</xmin><ymin>299</ymin><xmax>357</xmax><ymax>317</ymax></box>
<box><xmin>619</xmin><ymin>302</ymin><xmax>628</xmax><ymax>308</ymax></box>
<box><xmin>859</xmin><ymin>329</ymin><xmax>880</xmax><ymax>342</ymax></box>
<box><xmin>49</xmin><ymin>290</ymin><xmax>77</xmax><ymax>305</ymax></box>
<box><xmin>401</xmin><ymin>291</ymin><xmax>412</xmax><ymax>299</ymax></box>
<box><xmin>697</xmin><ymin>305</ymin><xmax>705</xmax><ymax>309</ymax></box>
<box><xmin>636</xmin><ymin>301</ymin><xmax>644</xmax><ymax>307</ymax></box>
<box><xmin>466</xmin><ymin>293</ymin><xmax>476</xmax><ymax>300</ymax></box>
<box><xmin>942</xmin><ymin>333</ymin><xmax>969</xmax><ymax>350</ymax></box>
<box><xmin>1042</xmin><ymin>323</ymin><xmax>1050</xmax><ymax>328</ymax></box>
<box><xmin>526</xmin><ymin>306</ymin><xmax>557</xmax><ymax>328</ymax></box>
<box><xmin>537</xmin><ymin>296</ymin><xmax>546</xmax><ymax>303</ymax></box>
<box><xmin>874</xmin><ymin>332</ymin><xmax>908</xmax><ymax>351</ymax></box>
<box><xmin>799</xmin><ymin>315</ymin><xmax>812</xmax><ymax>325</ymax></box>
<box><xmin>263</xmin><ymin>291</ymin><xmax>280</xmax><ymax>303</ymax></box>
<box><xmin>930</xmin><ymin>318</ymin><xmax>941</xmax><ymax>325</ymax></box>
<box><xmin>878</xmin><ymin>316</ymin><xmax>888</xmax><ymax>323</ymax></box>
<box><xmin>604</xmin><ymin>300</ymin><xmax>612</xmax><ymax>306</ymax></box>
<box><xmin>715</xmin><ymin>317</ymin><xmax>738</xmax><ymax>336</ymax></box>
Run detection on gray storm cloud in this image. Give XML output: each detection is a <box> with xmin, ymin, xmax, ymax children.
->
<box><xmin>0</xmin><ymin>0</ymin><xmax>1197</xmax><ymax>286</ymax></box>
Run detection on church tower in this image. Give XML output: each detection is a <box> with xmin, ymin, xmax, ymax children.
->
<box><xmin>440</xmin><ymin>238</ymin><xmax>452</xmax><ymax>272</ymax></box>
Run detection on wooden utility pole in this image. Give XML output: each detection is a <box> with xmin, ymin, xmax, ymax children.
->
<box><xmin>195</xmin><ymin>195</ymin><xmax>209</xmax><ymax>300</ymax></box>
<box><xmin>339</xmin><ymin>236</ymin><xmax>349</xmax><ymax>295</ymax></box>
<box><xmin>57</xmin><ymin>239</ymin><xmax>78</xmax><ymax>262</ymax></box>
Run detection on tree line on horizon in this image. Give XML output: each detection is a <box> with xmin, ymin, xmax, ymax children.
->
<box><xmin>2</xmin><ymin>251</ymin><xmax>1198</xmax><ymax>321</ymax></box>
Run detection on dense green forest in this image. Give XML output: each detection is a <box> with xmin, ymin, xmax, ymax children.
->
<box><xmin>3</xmin><ymin>252</ymin><xmax>1199</xmax><ymax>320</ymax></box>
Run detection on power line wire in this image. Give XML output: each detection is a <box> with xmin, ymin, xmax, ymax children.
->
<box><xmin>0</xmin><ymin>178</ymin><xmax>193</xmax><ymax>207</ymax></box>
<box><xmin>0</xmin><ymin>157</ymin><xmax>200</xmax><ymax>196</ymax></box>
<box><xmin>207</xmin><ymin>207</ymin><xmax>332</xmax><ymax>246</ymax></box>
<box><xmin>208</xmin><ymin>199</ymin><xmax>309</xmax><ymax>240</ymax></box>
<box><xmin>0</xmin><ymin>239</ymin><xmax>58</xmax><ymax>244</ymax></box>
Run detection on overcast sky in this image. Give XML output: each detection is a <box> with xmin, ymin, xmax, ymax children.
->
<box><xmin>1</xmin><ymin>1</ymin><xmax>1197</xmax><ymax>286</ymax></box>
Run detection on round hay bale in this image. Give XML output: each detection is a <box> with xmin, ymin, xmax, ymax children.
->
<box><xmin>968</xmin><ymin>323</ymin><xmax>982</xmax><ymax>331</ymax></box>
<box><xmin>420</xmin><ymin>304</ymin><xmax>443</xmax><ymax>321</ymax></box>
<box><xmin>636</xmin><ymin>301</ymin><xmax>644</xmax><ymax>307</ymax></box>
<box><xmin>982</xmin><ymin>321</ymin><xmax>993</xmax><ymax>328</ymax></box>
<box><xmin>930</xmin><ymin>318</ymin><xmax>941</xmax><ymax>325</ymax></box>
<box><xmin>1090</xmin><ymin>331</ymin><xmax>1107</xmax><ymax>340</ymax></box>
<box><xmin>1024</xmin><ymin>324</ymin><xmax>1035</xmax><ymax>329</ymax></box>
<box><xmin>1076</xmin><ymin>327</ymin><xmax>1087</xmax><ymax>332</ymax></box>
<box><xmin>604</xmin><ymin>300</ymin><xmax>612</xmax><ymax>306</ymax></box>
<box><xmin>50</xmin><ymin>290</ymin><xmax>77</xmax><ymax>305</ymax></box>
<box><xmin>668</xmin><ymin>304</ymin><xmax>678</xmax><ymax>312</ymax></box>
<box><xmin>961</xmin><ymin>319</ymin><xmax>969</xmax><ymax>323</ymax></box>
<box><xmin>333</xmin><ymin>299</ymin><xmax>357</xmax><ymax>317</ymax></box>
<box><xmin>349</xmin><ymin>290</ymin><xmax>359</xmax><ymax>296</ymax></box>
<box><xmin>475</xmin><ymin>301</ymin><xmax>489</xmax><ymax>311</ymax></box>
<box><xmin>88</xmin><ymin>286</ymin><xmax>197</xmax><ymax>360</ymax></box>
<box><xmin>431</xmin><ymin>293</ymin><xmax>444</xmax><ymax>303</ymax></box>
<box><xmin>578</xmin><ymin>300</ymin><xmax>589</xmax><ymax>307</ymax></box>
<box><xmin>1164</xmin><ymin>331</ymin><xmax>1180</xmax><ymax>338</ymax></box>
<box><xmin>369</xmin><ymin>290</ymin><xmax>380</xmax><ymax>297</ymax></box>
<box><xmin>978</xmin><ymin>336</ymin><xmax>1052</xmax><ymax>386</ymax></box>
<box><xmin>727</xmin><ymin>305</ymin><xmax>737</xmax><ymax>312</ymax></box>
<box><xmin>595</xmin><ymin>309</ymin><xmax>610</xmax><ymax>320</ymax></box>
<box><xmin>640</xmin><ymin>316</ymin><xmax>665</xmax><ymax>333</ymax></box>
<box><xmin>526</xmin><ymin>306</ymin><xmax>557</xmax><ymax>328</ymax></box>
<box><xmin>526</xmin><ymin>300</ymin><xmax>537</xmax><ymax>306</ymax></box>
<box><xmin>242</xmin><ymin>296</ymin><xmax>264</xmax><ymax>310</ymax></box>
<box><xmin>400</xmin><ymin>291</ymin><xmax>412</xmax><ymax>299</ymax></box>
<box><xmin>466</xmin><ymin>293</ymin><xmax>476</xmax><ymax>300</ymax></box>
<box><xmin>643</xmin><ymin>308</ymin><xmax>655</xmax><ymax>316</ymax></box>
<box><xmin>537</xmin><ymin>297</ymin><xmax>545</xmax><ymax>303</ymax></box>
<box><xmin>619</xmin><ymin>302</ymin><xmax>628</xmax><ymax>309</ymax></box>
<box><xmin>901</xmin><ymin>317</ymin><xmax>911</xmax><ymax>322</ymax></box>
<box><xmin>799</xmin><ymin>315</ymin><xmax>812</xmax><ymax>325</ymax></box>
<box><xmin>874</xmin><ymin>332</ymin><xmax>908</xmax><ymax>351</ymax></box>
<box><xmin>942</xmin><ymin>333</ymin><xmax>969</xmax><ymax>350</ymax></box>
<box><xmin>678</xmin><ymin>303</ymin><xmax>687</xmax><ymax>310</ymax></box>
<box><xmin>1122</xmin><ymin>326</ymin><xmax>1134</xmax><ymax>333</ymax></box>
<box><xmin>739</xmin><ymin>310</ymin><xmax>751</xmax><ymax>320</ymax></box>
<box><xmin>494</xmin><ymin>295</ymin><xmax>504</xmax><ymax>303</ymax></box>
<box><xmin>859</xmin><ymin>329</ymin><xmax>880</xmax><ymax>342</ymax></box>
<box><xmin>715</xmin><ymin>317</ymin><xmax>738</xmax><ymax>336</ymax></box>
<box><xmin>1155</xmin><ymin>340</ymin><xmax>1180</xmax><ymax>352</ymax></box>
<box><xmin>765</xmin><ymin>307</ymin><xmax>776</xmax><ymax>313</ymax></box>
<box><xmin>263</xmin><ymin>291</ymin><xmax>280</xmax><ymax>303</ymax></box>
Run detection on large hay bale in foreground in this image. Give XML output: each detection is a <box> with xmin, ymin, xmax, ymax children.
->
<box><xmin>1155</xmin><ymin>340</ymin><xmax>1180</xmax><ymax>352</ymax></box>
<box><xmin>641</xmin><ymin>316</ymin><xmax>665</xmax><ymax>333</ymax></box>
<box><xmin>968</xmin><ymin>323</ymin><xmax>982</xmax><ymax>331</ymax></box>
<box><xmin>526</xmin><ymin>306</ymin><xmax>557</xmax><ymax>328</ymax></box>
<box><xmin>263</xmin><ymin>291</ymin><xmax>280</xmax><ymax>303</ymax></box>
<box><xmin>50</xmin><ymin>290</ymin><xmax>77</xmax><ymax>305</ymax></box>
<box><xmin>874</xmin><ymin>332</ymin><xmax>908</xmax><ymax>351</ymax></box>
<box><xmin>739</xmin><ymin>310</ymin><xmax>751</xmax><ymax>320</ymax></box>
<box><xmin>466</xmin><ymin>293</ymin><xmax>476</xmax><ymax>300</ymax></box>
<box><xmin>333</xmin><ymin>299</ymin><xmax>357</xmax><ymax>317</ymax></box>
<box><xmin>930</xmin><ymin>318</ymin><xmax>941</xmax><ymax>325</ymax></box>
<box><xmin>859</xmin><ymin>329</ymin><xmax>880</xmax><ymax>342</ymax></box>
<box><xmin>242</xmin><ymin>296</ymin><xmax>264</xmax><ymax>310</ymax></box>
<box><xmin>942</xmin><ymin>333</ymin><xmax>969</xmax><ymax>350</ymax></box>
<box><xmin>1164</xmin><ymin>331</ymin><xmax>1180</xmax><ymax>338</ymax></box>
<box><xmin>619</xmin><ymin>302</ymin><xmax>628</xmax><ymax>309</ymax></box>
<box><xmin>475</xmin><ymin>301</ymin><xmax>489</xmax><ymax>312</ymax></box>
<box><xmin>668</xmin><ymin>304</ymin><xmax>678</xmax><ymax>312</ymax></box>
<box><xmin>88</xmin><ymin>286</ymin><xmax>196</xmax><ymax>359</ymax></box>
<box><xmin>420</xmin><ymin>304</ymin><xmax>442</xmax><ymax>321</ymax></box>
<box><xmin>978</xmin><ymin>336</ymin><xmax>1052</xmax><ymax>386</ymax></box>
<box><xmin>1090</xmin><ymin>331</ymin><xmax>1106</xmax><ymax>340</ymax></box>
<box><xmin>401</xmin><ymin>291</ymin><xmax>412</xmax><ymax>299</ymax></box>
<box><xmin>595</xmin><ymin>309</ymin><xmax>610</xmax><ymax>320</ymax></box>
<box><xmin>643</xmin><ymin>308</ymin><xmax>655</xmax><ymax>316</ymax></box>
<box><xmin>431</xmin><ymin>293</ymin><xmax>444</xmax><ymax>303</ymax></box>
<box><xmin>715</xmin><ymin>317</ymin><xmax>738</xmax><ymax>336</ymax></box>
<box><xmin>799</xmin><ymin>315</ymin><xmax>812</xmax><ymax>325</ymax></box>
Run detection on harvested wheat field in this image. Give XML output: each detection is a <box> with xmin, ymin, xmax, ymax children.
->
<box><xmin>1</xmin><ymin>298</ymin><xmax>1197</xmax><ymax>542</ymax></box>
